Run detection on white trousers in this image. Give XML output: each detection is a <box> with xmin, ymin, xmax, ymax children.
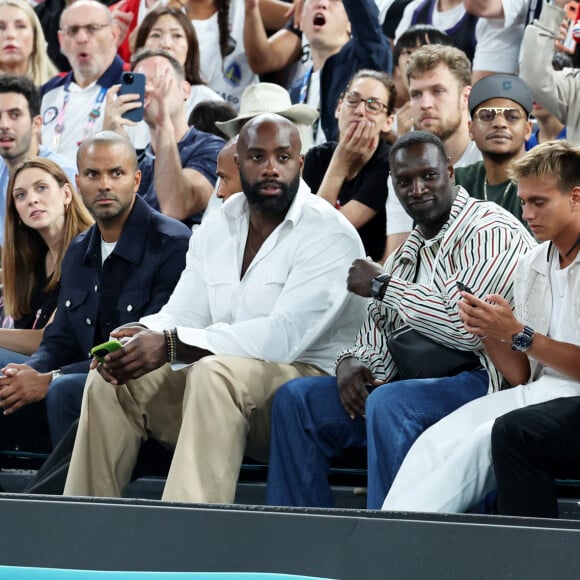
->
<box><xmin>382</xmin><ymin>374</ymin><xmax>580</xmax><ymax>513</ymax></box>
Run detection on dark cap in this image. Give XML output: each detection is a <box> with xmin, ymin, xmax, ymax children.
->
<box><xmin>469</xmin><ymin>74</ymin><xmax>533</xmax><ymax>116</ymax></box>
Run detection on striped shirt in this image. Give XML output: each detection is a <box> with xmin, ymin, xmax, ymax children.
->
<box><xmin>337</xmin><ymin>186</ymin><xmax>537</xmax><ymax>392</ymax></box>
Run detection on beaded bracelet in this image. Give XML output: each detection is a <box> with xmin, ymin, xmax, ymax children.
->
<box><xmin>163</xmin><ymin>328</ymin><xmax>177</xmax><ymax>363</ymax></box>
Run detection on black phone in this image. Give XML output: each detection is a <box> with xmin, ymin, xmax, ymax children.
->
<box><xmin>119</xmin><ymin>72</ymin><xmax>146</xmax><ymax>123</ymax></box>
<box><xmin>456</xmin><ymin>281</ymin><xmax>474</xmax><ymax>294</ymax></box>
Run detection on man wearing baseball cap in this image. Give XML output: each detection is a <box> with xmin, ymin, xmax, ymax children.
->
<box><xmin>455</xmin><ymin>74</ymin><xmax>534</xmax><ymax>225</ymax></box>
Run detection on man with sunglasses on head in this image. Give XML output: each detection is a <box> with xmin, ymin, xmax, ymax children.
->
<box><xmin>455</xmin><ymin>74</ymin><xmax>534</xmax><ymax>226</ymax></box>
<box><xmin>40</xmin><ymin>0</ymin><xmax>126</xmax><ymax>167</ymax></box>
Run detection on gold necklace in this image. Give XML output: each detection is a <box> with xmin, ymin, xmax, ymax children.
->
<box><xmin>483</xmin><ymin>178</ymin><xmax>514</xmax><ymax>205</ymax></box>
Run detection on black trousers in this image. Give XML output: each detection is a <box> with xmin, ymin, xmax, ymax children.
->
<box><xmin>491</xmin><ymin>396</ymin><xmax>580</xmax><ymax>518</ymax></box>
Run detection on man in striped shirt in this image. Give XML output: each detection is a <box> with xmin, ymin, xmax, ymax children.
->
<box><xmin>265</xmin><ymin>130</ymin><xmax>536</xmax><ymax>509</ymax></box>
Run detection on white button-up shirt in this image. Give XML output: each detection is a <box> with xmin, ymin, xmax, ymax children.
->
<box><xmin>141</xmin><ymin>181</ymin><xmax>367</xmax><ymax>373</ymax></box>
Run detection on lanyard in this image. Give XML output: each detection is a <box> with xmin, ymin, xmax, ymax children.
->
<box><xmin>53</xmin><ymin>81</ymin><xmax>108</xmax><ymax>149</ymax></box>
<box><xmin>298</xmin><ymin>65</ymin><xmax>313</xmax><ymax>104</ymax></box>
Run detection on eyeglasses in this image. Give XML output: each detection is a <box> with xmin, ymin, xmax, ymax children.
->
<box><xmin>473</xmin><ymin>107</ymin><xmax>527</xmax><ymax>124</ymax></box>
<box><xmin>60</xmin><ymin>23</ymin><xmax>111</xmax><ymax>38</ymax></box>
<box><xmin>343</xmin><ymin>91</ymin><xmax>388</xmax><ymax>114</ymax></box>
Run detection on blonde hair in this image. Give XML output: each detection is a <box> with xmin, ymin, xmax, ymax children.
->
<box><xmin>2</xmin><ymin>158</ymin><xmax>94</xmax><ymax>320</ymax></box>
<box><xmin>0</xmin><ymin>0</ymin><xmax>57</xmax><ymax>85</ymax></box>
<box><xmin>509</xmin><ymin>140</ymin><xmax>580</xmax><ymax>194</ymax></box>
<box><xmin>406</xmin><ymin>44</ymin><xmax>472</xmax><ymax>88</ymax></box>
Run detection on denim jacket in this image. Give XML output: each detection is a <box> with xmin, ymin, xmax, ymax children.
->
<box><xmin>27</xmin><ymin>196</ymin><xmax>191</xmax><ymax>374</ymax></box>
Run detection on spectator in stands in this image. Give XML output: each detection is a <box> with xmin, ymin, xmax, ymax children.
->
<box><xmin>391</xmin><ymin>24</ymin><xmax>454</xmax><ymax>136</ymax></box>
<box><xmin>0</xmin><ymin>159</ymin><xmax>92</xmax><ymax>361</ymax></box>
<box><xmin>0</xmin><ymin>131</ymin><xmax>190</xmax><ymax>448</ymax></box>
<box><xmin>455</xmin><ymin>74</ymin><xmax>533</xmax><ymax>225</ymax></box>
<box><xmin>265</xmin><ymin>131</ymin><xmax>535</xmax><ymax>510</ymax></box>
<box><xmin>526</xmin><ymin>102</ymin><xmax>567</xmax><ymax>151</ymax></box>
<box><xmin>40</xmin><ymin>0</ymin><xmax>124</xmax><ymax>166</ymax></box>
<box><xmin>520</xmin><ymin>0</ymin><xmax>580</xmax><ymax>145</ymax></box>
<box><xmin>0</xmin><ymin>0</ymin><xmax>56</xmax><ymax>86</ymax></box>
<box><xmin>182</xmin><ymin>0</ymin><xmax>291</xmax><ymax>111</ymax></box>
<box><xmin>395</xmin><ymin>0</ymin><xmax>524</xmax><ymax>83</ymax></box>
<box><xmin>63</xmin><ymin>113</ymin><xmax>367</xmax><ymax>504</ymax></box>
<box><xmin>0</xmin><ymin>75</ymin><xmax>76</xmax><ymax>247</ymax></box>
<box><xmin>385</xmin><ymin>44</ymin><xmax>481</xmax><ymax>257</ymax></box>
<box><xmin>303</xmin><ymin>69</ymin><xmax>395</xmax><ymax>261</ymax></box>
<box><xmin>214</xmin><ymin>82</ymin><xmax>319</xmax><ymax>154</ymax></box>
<box><xmin>188</xmin><ymin>100</ymin><xmax>237</xmax><ymax>139</ymax></box>
<box><xmin>105</xmin><ymin>48</ymin><xmax>224</xmax><ymax>227</ymax></box>
<box><xmin>216</xmin><ymin>137</ymin><xmax>241</xmax><ymax>201</ymax></box>
<box><xmin>383</xmin><ymin>140</ymin><xmax>578</xmax><ymax>515</ymax></box>
<box><xmin>135</xmin><ymin>7</ymin><xmax>223</xmax><ymax>116</ymax></box>
<box><xmin>244</xmin><ymin>0</ymin><xmax>392</xmax><ymax>143</ymax></box>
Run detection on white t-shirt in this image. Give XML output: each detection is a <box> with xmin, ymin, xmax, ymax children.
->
<box><xmin>192</xmin><ymin>0</ymin><xmax>258</xmax><ymax>111</ymax></box>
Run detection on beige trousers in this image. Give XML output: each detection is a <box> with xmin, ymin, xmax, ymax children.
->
<box><xmin>64</xmin><ymin>355</ymin><xmax>324</xmax><ymax>504</ymax></box>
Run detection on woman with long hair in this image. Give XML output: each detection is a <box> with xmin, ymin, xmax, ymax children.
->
<box><xmin>0</xmin><ymin>157</ymin><xmax>93</xmax><ymax>360</ymax></box>
<box><xmin>134</xmin><ymin>5</ymin><xmax>223</xmax><ymax>118</ymax></box>
<box><xmin>0</xmin><ymin>0</ymin><xmax>57</xmax><ymax>85</ymax></box>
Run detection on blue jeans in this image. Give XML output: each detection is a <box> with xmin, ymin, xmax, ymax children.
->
<box><xmin>266</xmin><ymin>369</ymin><xmax>489</xmax><ymax>509</ymax></box>
<box><xmin>45</xmin><ymin>373</ymin><xmax>88</xmax><ymax>446</ymax></box>
<box><xmin>0</xmin><ymin>347</ymin><xmax>29</xmax><ymax>368</ymax></box>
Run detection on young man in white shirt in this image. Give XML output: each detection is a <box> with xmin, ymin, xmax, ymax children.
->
<box><xmin>383</xmin><ymin>140</ymin><xmax>580</xmax><ymax>515</ymax></box>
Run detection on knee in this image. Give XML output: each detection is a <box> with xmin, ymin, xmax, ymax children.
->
<box><xmin>273</xmin><ymin>376</ymin><xmax>336</xmax><ymax>415</ymax></box>
<box><xmin>491</xmin><ymin>413</ymin><xmax>518</xmax><ymax>454</ymax></box>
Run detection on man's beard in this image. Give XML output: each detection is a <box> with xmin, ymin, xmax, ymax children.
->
<box><xmin>240</xmin><ymin>173</ymin><xmax>301</xmax><ymax>216</ymax></box>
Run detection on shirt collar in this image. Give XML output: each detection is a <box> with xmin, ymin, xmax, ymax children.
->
<box><xmin>69</xmin><ymin>55</ymin><xmax>125</xmax><ymax>90</ymax></box>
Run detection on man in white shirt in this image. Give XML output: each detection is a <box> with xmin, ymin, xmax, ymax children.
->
<box><xmin>385</xmin><ymin>44</ymin><xmax>482</xmax><ymax>257</ymax></box>
<box><xmin>40</xmin><ymin>0</ymin><xmax>124</xmax><ymax>166</ymax></box>
<box><xmin>64</xmin><ymin>113</ymin><xmax>367</xmax><ymax>504</ymax></box>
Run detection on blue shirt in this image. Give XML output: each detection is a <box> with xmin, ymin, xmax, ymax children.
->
<box><xmin>525</xmin><ymin>125</ymin><xmax>567</xmax><ymax>151</ymax></box>
<box><xmin>26</xmin><ymin>195</ymin><xmax>191</xmax><ymax>375</ymax></box>
<box><xmin>0</xmin><ymin>145</ymin><xmax>76</xmax><ymax>247</ymax></box>
<box><xmin>138</xmin><ymin>126</ymin><xmax>224</xmax><ymax>227</ymax></box>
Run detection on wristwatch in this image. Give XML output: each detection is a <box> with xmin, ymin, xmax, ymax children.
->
<box><xmin>511</xmin><ymin>325</ymin><xmax>535</xmax><ymax>352</ymax></box>
<box><xmin>370</xmin><ymin>273</ymin><xmax>391</xmax><ymax>299</ymax></box>
<box><xmin>51</xmin><ymin>369</ymin><xmax>63</xmax><ymax>382</ymax></box>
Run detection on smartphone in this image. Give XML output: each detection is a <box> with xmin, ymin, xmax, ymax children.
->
<box><xmin>90</xmin><ymin>339</ymin><xmax>123</xmax><ymax>363</ymax></box>
<box><xmin>456</xmin><ymin>281</ymin><xmax>474</xmax><ymax>294</ymax></box>
<box><xmin>119</xmin><ymin>72</ymin><xmax>146</xmax><ymax>123</ymax></box>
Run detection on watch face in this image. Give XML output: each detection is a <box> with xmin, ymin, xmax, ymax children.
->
<box><xmin>512</xmin><ymin>332</ymin><xmax>533</xmax><ymax>352</ymax></box>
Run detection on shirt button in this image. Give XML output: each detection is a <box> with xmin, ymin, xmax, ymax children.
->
<box><xmin>539</xmin><ymin>319</ymin><xmax>546</xmax><ymax>325</ymax></box>
<box><xmin>86</xmin><ymin>318</ymin><xmax>92</xmax><ymax>325</ymax></box>
<box><xmin>127</xmin><ymin>305</ymin><xmax>133</xmax><ymax>312</ymax></box>
<box><xmin>65</xmin><ymin>300</ymin><xmax>71</xmax><ymax>307</ymax></box>
<box><xmin>94</xmin><ymin>285</ymin><xmax>99</xmax><ymax>292</ymax></box>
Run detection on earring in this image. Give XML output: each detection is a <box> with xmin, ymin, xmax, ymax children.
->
<box><xmin>64</xmin><ymin>203</ymin><xmax>69</xmax><ymax>213</ymax></box>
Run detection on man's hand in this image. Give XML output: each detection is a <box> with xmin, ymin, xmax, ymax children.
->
<box><xmin>95</xmin><ymin>328</ymin><xmax>166</xmax><ymax>385</ymax></box>
<box><xmin>347</xmin><ymin>258</ymin><xmax>384</xmax><ymax>297</ymax></box>
<box><xmin>103</xmin><ymin>85</ymin><xmax>141</xmax><ymax>136</ymax></box>
<box><xmin>144</xmin><ymin>63</ymin><xmax>175</xmax><ymax>129</ymax></box>
<box><xmin>0</xmin><ymin>364</ymin><xmax>51</xmax><ymax>415</ymax></box>
<box><xmin>285</xmin><ymin>0</ymin><xmax>303</xmax><ymax>27</ymax></box>
<box><xmin>336</xmin><ymin>356</ymin><xmax>384</xmax><ymax>418</ymax></box>
<box><xmin>458</xmin><ymin>292</ymin><xmax>522</xmax><ymax>342</ymax></box>
<box><xmin>112</xmin><ymin>2</ymin><xmax>133</xmax><ymax>48</ymax></box>
<box><xmin>396</xmin><ymin>102</ymin><xmax>414</xmax><ymax>137</ymax></box>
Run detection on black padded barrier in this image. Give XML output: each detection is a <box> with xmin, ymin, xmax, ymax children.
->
<box><xmin>1</xmin><ymin>494</ymin><xmax>580</xmax><ymax>579</ymax></box>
